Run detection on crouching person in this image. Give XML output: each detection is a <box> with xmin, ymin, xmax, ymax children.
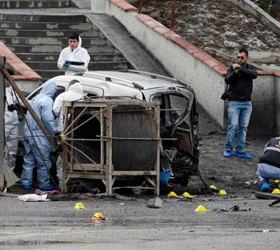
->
<box><xmin>257</xmin><ymin>137</ymin><xmax>280</xmax><ymax>192</ymax></box>
<box><xmin>21</xmin><ymin>81</ymin><xmax>57</xmax><ymax>191</ymax></box>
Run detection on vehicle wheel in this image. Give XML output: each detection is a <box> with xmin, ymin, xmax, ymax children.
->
<box><xmin>180</xmin><ymin>175</ymin><xmax>189</xmax><ymax>187</ymax></box>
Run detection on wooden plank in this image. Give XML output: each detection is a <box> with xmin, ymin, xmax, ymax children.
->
<box><xmin>255</xmin><ymin>191</ymin><xmax>280</xmax><ymax>200</ymax></box>
<box><xmin>70</xmin><ymin>163</ymin><xmax>104</xmax><ymax>171</ymax></box>
<box><xmin>112</xmin><ymin>171</ymin><xmax>157</xmax><ymax>176</ymax></box>
<box><xmin>1</xmin><ymin>66</ymin><xmax>53</xmax><ymax>143</ymax></box>
<box><xmin>155</xmin><ymin>103</ymin><xmax>160</xmax><ymax>196</ymax></box>
<box><xmin>65</xmin><ymin>172</ymin><xmax>106</xmax><ymax>179</ymax></box>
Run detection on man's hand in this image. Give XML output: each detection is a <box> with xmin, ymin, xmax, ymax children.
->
<box><xmin>233</xmin><ymin>63</ymin><xmax>241</xmax><ymax>73</ymax></box>
<box><xmin>63</xmin><ymin>61</ymin><xmax>70</xmax><ymax>68</ymax></box>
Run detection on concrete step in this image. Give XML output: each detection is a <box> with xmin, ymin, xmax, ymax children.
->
<box><xmin>88</xmin><ymin>14</ymin><xmax>168</xmax><ymax>75</ymax></box>
<box><xmin>16</xmin><ymin>53</ymin><xmax>125</xmax><ymax>62</ymax></box>
<box><xmin>0</xmin><ymin>14</ymin><xmax>87</xmax><ymax>22</ymax></box>
<box><xmin>1</xmin><ymin>37</ymin><xmax>108</xmax><ymax>46</ymax></box>
<box><xmin>0</xmin><ymin>12</ymin><xmax>133</xmax><ymax>82</ymax></box>
<box><xmin>8</xmin><ymin>44</ymin><xmax>117</xmax><ymax>53</ymax></box>
<box><xmin>26</xmin><ymin>61</ymin><xmax>131</xmax><ymax>70</ymax></box>
<box><xmin>0</xmin><ymin>29</ymin><xmax>104</xmax><ymax>39</ymax></box>
<box><xmin>0</xmin><ymin>0</ymin><xmax>76</xmax><ymax>9</ymax></box>
<box><xmin>0</xmin><ymin>21</ymin><xmax>93</xmax><ymax>31</ymax></box>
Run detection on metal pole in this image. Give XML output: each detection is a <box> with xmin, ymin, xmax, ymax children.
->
<box><xmin>0</xmin><ymin>57</ymin><xmax>5</xmax><ymax>190</ymax></box>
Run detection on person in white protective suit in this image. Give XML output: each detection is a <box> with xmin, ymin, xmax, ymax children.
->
<box><xmin>53</xmin><ymin>80</ymin><xmax>84</xmax><ymax>133</ymax></box>
<box><xmin>4</xmin><ymin>69</ymin><xmax>20</xmax><ymax>171</ymax></box>
<box><xmin>21</xmin><ymin>81</ymin><xmax>57</xmax><ymax>191</ymax></box>
<box><xmin>57</xmin><ymin>32</ymin><xmax>90</xmax><ymax>75</ymax></box>
<box><xmin>52</xmin><ymin>80</ymin><xmax>84</xmax><ymax>188</ymax></box>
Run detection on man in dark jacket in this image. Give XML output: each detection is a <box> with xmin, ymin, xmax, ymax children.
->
<box><xmin>257</xmin><ymin>137</ymin><xmax>280</xmax><ymax>192</ymax></box>
<box><xmin>223</xmin><ymin>48</ymin><xmax>257</xmax><ymax>159</ymax></box>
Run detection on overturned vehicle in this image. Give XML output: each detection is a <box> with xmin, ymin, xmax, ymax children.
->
<box><xmin>23</xmin><ymin>70</ymin><xmax>200</xmax><ymax>193</ymax></box>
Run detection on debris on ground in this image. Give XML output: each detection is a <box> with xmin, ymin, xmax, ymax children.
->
<box><xmin>147</xmin><ymin>197</ymin><xmax>163</xmax><ymax>208</ymax></box>
<box><xmin>3</xmin><ymin>160</ymin><xmax>20</xmax><ymax>188</ymax></box>
<box><xmin>35</xmin><ymin>189</ymin><xmax>59</xmax><ymax>196</ymax></box>
<box><xmin>18</xmin><ymin>194</ymin><xmax>49</xmax><ymax>202</ymax></box>
<box><xmin>213</xmin><ymin>204</ymin><xmax>251</xmax><ymax>213</ymax></box>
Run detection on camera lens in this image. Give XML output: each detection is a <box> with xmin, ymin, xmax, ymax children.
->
<box><xmin>7</xmin><ymin>104</ymin><xmax>16</xmax><ymax>112</ymax></box>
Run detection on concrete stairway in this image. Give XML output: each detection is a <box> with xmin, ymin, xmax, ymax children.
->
<box><xmin>0</xmin><ymin>0</ymin><xmax>132</xmax><ymax>82</ymax></box>
<box><xmin>0</xmin><ymin>0</ymin><xmax>75</xmax><ymax>8</ymax></box>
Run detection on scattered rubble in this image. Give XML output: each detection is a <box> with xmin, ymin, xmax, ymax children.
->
<box><xmin>147</xmin><ymin>196</ymin><xmax>163</xmax><ymax>208</ymax></box>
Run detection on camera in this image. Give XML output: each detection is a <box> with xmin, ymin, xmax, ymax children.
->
<box><xmin>221</xmin><ymin>92</ymin><xmax>228</xmax><ymax>100</ymax></box>
<box><xmin>7</xmin><ymin>104</ymin><xmax>19</xmax><ymax>112</ymax></box>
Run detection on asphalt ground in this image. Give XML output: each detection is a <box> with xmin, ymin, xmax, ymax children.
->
<box><xmin>0</xmin><ymin>192</ymin><xmax>280</xmax><ymax>250</ymax></box>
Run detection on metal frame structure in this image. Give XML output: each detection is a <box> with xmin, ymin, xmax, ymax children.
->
<box><xmin>61</xmin><ymin>98</ymin><xmax>161</xmax><ymax>195</ymax></box>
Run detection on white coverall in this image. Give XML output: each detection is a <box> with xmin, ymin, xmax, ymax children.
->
<box><xmin>52</xmin><ymin>82</ymin><xmax>84</xmax><ymax>187</ymax></box>
<box><xmin>57</xmin><ymin>37</ymin><xmax>90</xmax><ymax>75</ymax></box>
<box><xmin>5</xmin><ymin>86</ymin><xmax>19</xmax><ymax>171</ymax></box>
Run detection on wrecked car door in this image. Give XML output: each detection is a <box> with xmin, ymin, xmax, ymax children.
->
<box><xmin>142</xmin><ymin>87</ymin><xmax>199</xmax><ymax>185</ymax></box>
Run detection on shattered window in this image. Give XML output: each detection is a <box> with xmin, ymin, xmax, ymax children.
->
<box><xmin>53</xmin><ymin>86</ymin><xmax>66</xmax><ymax>100</ymax></box>
<box><xmin>27</xmin><ymin>85</ymin><xmax>66</xmax><ymax>101</ymax></box>
<box><xmin>152</xmin><ymin>93</ymin><xmax>190</xmax><ymax>128</ymax></box>
<box><xmin>169</xmin><ymin>94</ymin><xmax>188</xmax><ymax>124</ymax></box>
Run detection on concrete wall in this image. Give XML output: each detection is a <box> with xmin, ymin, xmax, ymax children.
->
<box><xmin>251</xmin><ymin>74</ymin><xmax>275</xmax><ymax>135</ymax></box>
<box><xmin>92</xmin><ymin>0</ymin><xmax>280</xmax><ymax>135</ymax></box>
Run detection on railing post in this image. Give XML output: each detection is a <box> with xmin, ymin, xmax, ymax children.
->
<box><xmin>138</xmin><ymin>0</ymin><xmax>144</xmax><ymax>14</ymax></box>
<box><xmin>170</xmin><ymin>0</ymin><xmax>176</xmax><ymax>31</ymax></box>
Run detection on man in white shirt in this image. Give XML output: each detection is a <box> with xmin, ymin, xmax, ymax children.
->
<box><xmin>57</xmin><ymin>32</ymin><xmax>90</xmax><ymax>75</ymax></box>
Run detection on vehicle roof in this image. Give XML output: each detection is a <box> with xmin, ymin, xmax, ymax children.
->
<box><xmin>48</xmin><ymin>70</ymin><xmax>193</xmax><ymax>101</ymax></box>
<box><xmin>83</xmin><ymin>70</ymin><xmax>184</xmax><ymax>89</ymax></box>
<box><xmin>51</xmin><ymin>70</ymin><xmax>186</xmax><ymax>89</ymax></box>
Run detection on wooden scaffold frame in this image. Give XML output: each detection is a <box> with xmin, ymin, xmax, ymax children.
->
<box><xmin>60</xmin><ymin>98</ymin><xmax>161</xmax><ymax>195</ymax></box>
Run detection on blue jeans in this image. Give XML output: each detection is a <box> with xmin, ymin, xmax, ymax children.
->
<box><xmin>225</xmin><ymin>101</ymin><xmax>252</xmax><ymax>153</ymax></box>
<box><xmin>257</xmin><ymin>163</ymin><xmax>280</xmax><ymax>183</ymax></box>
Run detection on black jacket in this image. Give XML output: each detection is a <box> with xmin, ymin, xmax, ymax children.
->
<box><xmin>225</xmin><ymin>63</ymin><xmax>257</xmax><ymax>101</ymax></box>
<box><xmin>259</xmin><ymin>138</ymin><xmax>280</xmax><ymax>168</ymax></box>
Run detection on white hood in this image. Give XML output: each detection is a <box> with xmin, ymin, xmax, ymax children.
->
<box><xmin>68</xmin><ymin>82</ymin><xmax>83</xmax><ymax>95</ymax></box>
